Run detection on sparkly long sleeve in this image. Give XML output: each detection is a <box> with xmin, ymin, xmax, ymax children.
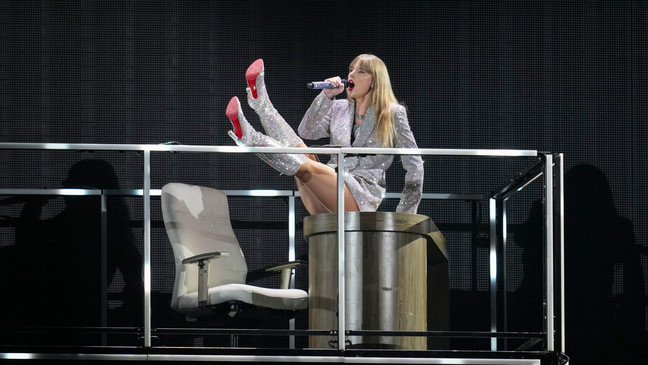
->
<box><xmin>298</xmin><ymin>91</ymin><xmax>335</xmax><ymax>139</ymax></box>
<box><xmin>392</xmin><ymin>105</ymin><xmax>424</xmax><ymax>214</ymax></box>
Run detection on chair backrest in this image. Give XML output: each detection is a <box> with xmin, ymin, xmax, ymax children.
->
<box><xmin>161</xmin><ymin>183</ymin><xmax>247</xmax><ymax>311</ymax></box>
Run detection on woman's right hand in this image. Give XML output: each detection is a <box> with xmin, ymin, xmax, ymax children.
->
<box><xmin>323</xmin><ymin>76</ymin><xmax>345</xmax><ymax>99</ymax></box>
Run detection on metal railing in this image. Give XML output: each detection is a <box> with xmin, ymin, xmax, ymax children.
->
<box><xmin>0</xmin><ymin>142</ymin><xmax>562</xmax><ymax>354</ymax></box>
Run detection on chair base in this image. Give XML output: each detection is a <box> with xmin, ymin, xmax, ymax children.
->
<box><xmin>185</xmin><ymin>301</ymin><xmax>297</xmax><ymax>327</ymax></box>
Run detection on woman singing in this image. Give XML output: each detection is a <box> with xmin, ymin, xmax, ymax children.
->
<box><xmin>225</xmin><ymin>54</ymin><xmax>423</xmax><ymax>215</ymax></box>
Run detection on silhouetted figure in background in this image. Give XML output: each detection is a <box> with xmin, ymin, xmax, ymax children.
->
<box><xmin>563</xmin><ymin>164</ymin><xmax>645</xmax><ymax>364</ymax></box>
<box><xmin>0</xmin><ymin>159</ymin><xmax>142</xmax><ymax>345</ymax></box>
<box><xmin>512</xmin><ymin>164</ymin><xmax>646</xmax><ymax>363</ymax></box>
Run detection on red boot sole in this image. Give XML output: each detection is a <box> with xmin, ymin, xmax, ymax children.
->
<box><xmin>226</xmin><ymin>97</ymin><xmax>243</xmax><ymax>139</ymax></box>
<box><xmin>245</xmin><ymin>59</ymin><xmax>264</xmax><ymax>99</ymax></box>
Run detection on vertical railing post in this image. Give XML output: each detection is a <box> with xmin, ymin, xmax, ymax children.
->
<box><xmin>143</xmin><ymin>149</ymin><xmax>152</xmax><ymax>348</ymax></box>
<box><xmin>489</xmin><ymin>198</ymin><xmax>498</xmax><ymax>351</ymax></box>
<box><xmin>288</xmin><ymin>194</ymin><xmax>296</xmax><ymax>349</ymax></box>
<box><xmin>337</xmin><ymin>150</ymin><xmax>346</xmax><ymax>350</ymax></box>
<box><xmin>556</xmin><ymin>153</ymin><xmax>565</xmax><ymax>353</ymax></box>
<box><xmin>499</xmin><ymin>199</ymin><xmax>509</xmax><ymax>350</ymax></box>
<box><xmin>544</xmin><ymin>154</ymin><xmax>555</xmax><ymax>351</ymax></box>
<box><xmin>101</xmin><ymin>191</ymin><xmax>108</xmax><ymax>345</ymax></box>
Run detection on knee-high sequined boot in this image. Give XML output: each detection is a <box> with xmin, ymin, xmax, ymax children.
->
<box><xmin>245</xmin><ymin>59</ymin><xmax>304</xmax><ymax>147</ymax></box>
<box><xmin>226</xmin><ymin>96</ymin><xmax>307</xmax><ymax>176</ymax></box>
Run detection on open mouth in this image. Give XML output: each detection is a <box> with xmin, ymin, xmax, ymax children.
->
<box><xmin>347</xmin><ymin>80</ymin><xmax>355</xmax><ymax>91</ymax></box>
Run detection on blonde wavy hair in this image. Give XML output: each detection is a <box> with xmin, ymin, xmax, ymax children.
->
<box><xmin>347</xmin><ymin>54</ymin><xmax>397</xmax><ymax>147</ymax></box>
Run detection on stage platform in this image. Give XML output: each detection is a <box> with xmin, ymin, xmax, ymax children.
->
<box><xmin>0</xmin><ymin>346</ymin><xmax>566</xmax><ymax>365</ymax></box>
<box><xmin>0</xmin><ymin>144</ymin><xmax>567</xmax><ymax>365</ymax></box>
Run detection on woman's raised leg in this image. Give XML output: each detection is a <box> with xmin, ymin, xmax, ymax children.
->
<box><xmin>245</xmin><ymin>59</ymin><xmax>304</xmax><ymax>148</ymax></box>
<box><xmin>226</xmin><ymin>96</ymin><xmax>308</xmax><ymax>176</ymax></box>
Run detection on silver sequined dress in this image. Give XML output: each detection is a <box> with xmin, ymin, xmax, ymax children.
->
<box><xmin>298</xmin><ymin>91</ymin><xmax>424</xmax><ymax>213</ymax></box>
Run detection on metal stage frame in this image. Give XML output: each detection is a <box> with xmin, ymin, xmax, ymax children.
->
<box><xmin>0</xmin><ymin>143</ymin><xmax>566</xmax><ymax>364</ymax></box>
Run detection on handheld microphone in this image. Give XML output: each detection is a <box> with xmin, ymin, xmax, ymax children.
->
<box><xmin>307</xmin><ymin>79</ymin><xmax>348</xmax><ymax>89</ymax></box>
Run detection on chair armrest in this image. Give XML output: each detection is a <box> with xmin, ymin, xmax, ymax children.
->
<box><xmin>182</xmin><ymin>251</ymin><xmax>229</xmax><ymax>265</ymax></box>
<box><xmin>265</xmin><ymin>260</ymin><xmax>307</xmax><ymax>272</ymax></box>
<box><xmin>181</xmin><ymin>251</ymin><xmax>229</xmax><ymax>307</ymax></box>
<box><xmin>266</xmin><ymin>260</ymin><xmax>308</xmax><ymax>289</ymax></box>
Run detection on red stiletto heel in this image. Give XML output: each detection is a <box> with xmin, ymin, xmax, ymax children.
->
<box><xmin>245</xmin><ymin>59</ymin><xmax>264</xmax><ymax>99</ymax></box>
<box><xmin>226</xmin><ymin>97</ymin><xmax>243</xmax><ymax>139</ymax></box>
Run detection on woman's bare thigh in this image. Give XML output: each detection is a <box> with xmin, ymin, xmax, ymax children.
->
<box><xmin>293</xmin><ymin>160</ymin><xmax>359</xmax><ymax>213</ymax></box>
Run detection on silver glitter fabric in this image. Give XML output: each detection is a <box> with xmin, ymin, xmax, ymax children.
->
<box><xmin>228</xmin><ymin>99</ymin><xmax>307</xmax><ymax>176</ymax></box>
<box><xmin>298</xmin><ymin>91</ymin><xmax>424</xmax><ymax>213</ymax></box>
<box><xmin>246</xmin><ymin>71</ymin><xmax>304</xmax><ymax>147</ymax></box>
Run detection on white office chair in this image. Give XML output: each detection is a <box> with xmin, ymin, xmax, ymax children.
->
<box><xmin>160</xmin><ymin>183</ymin><xmax>308</xmax><ymax>322</ymax></box>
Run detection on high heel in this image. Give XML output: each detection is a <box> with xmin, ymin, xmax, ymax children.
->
<box><xmin>225</xmin><ymin>96</ymin><xmax>308</xmax><ymax>176</ymax></box>
<box><xmin>246</xmin><ymin>59</ymin><xmax>264</xmax><ymax>99</ymax></box>
<box><xmin>226</xmin><ymin>96</ymin><xmax>244</xmax><ymax>140</ymax></box>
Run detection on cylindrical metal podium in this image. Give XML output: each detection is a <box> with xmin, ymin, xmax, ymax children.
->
<box><xmin>304</xmin><ymin>212</ymin><xmax>448</xmax><ymax>350</ymax></box>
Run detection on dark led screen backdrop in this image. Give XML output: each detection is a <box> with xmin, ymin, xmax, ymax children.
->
<box><xmin>0</xmin><ymin>1</ymin><xmax>646</xmax><ymax>363</ymax></box>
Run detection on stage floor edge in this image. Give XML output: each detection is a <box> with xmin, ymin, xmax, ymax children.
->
<box><xmin>0</xmin><ymin>347</ymin><xmax>566</xmax><ymax>365</ymax></box>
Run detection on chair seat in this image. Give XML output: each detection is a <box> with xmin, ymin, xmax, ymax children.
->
<box><xmin>178</xmin><ymin>283</ymin><xmax>308</xmax><ymax>312</ymax></box>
